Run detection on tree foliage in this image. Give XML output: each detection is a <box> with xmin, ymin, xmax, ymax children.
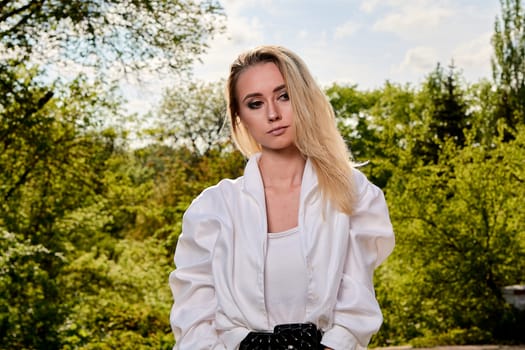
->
<box><xmin>0</xmin><ymin>0</ymin><xmax>226</xmax><ymax>348</ymax></box>
<box><xmin>412</xmin><ymin>62</ymin><xmax>471</xmax><ymax>163</ymax></box>
<box><xmin>327</xmin><ymin>29</ymin><xmax>525</xmax><ymax>344</ymax></box>
<box><xmin>0</xmin><ymin>64</ymin><xmax>117</xmax><ymax>245</ymax></box>
<box><xmin>374</xmin><ymin>132</ymin><xmax>525</xmax><ymax>346</ymax></box>
<box><xmin>151</xmin><ymin>79</ymin><xmax>231</xmax><ymax>155</ymax></box>
<box><xmin>492</xmin><ymin>0</ymin><xmax>525</xmax><ymax>130</ymax></box>
<box><xmin>2</xmin><ymin>0</ymin><xmax>525</xmax><ymax>348</ymax></box>
<box><xmin>0</xmin><ymin>0</ymin><xmax>225</xmax><ymax>74</ymax></box>
<box><xmin>0</xmin><ymin>230</ymin><xmax>64</xmax><ymax>348</ymax></box>
<box><xmin>0</xmin><ymin>65</ymin><xmax>122</xmax><ymax>348</ymax></box>
<box><xmin>58</xmin><ymin>238</ymin><xmax>174</xmax><ymax>349</ymax></box>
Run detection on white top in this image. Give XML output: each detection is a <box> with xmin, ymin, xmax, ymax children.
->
<box><xmin>169</xmin><ymin>154</ymin><xmax>395</xmax><ymax>350</ymax></box>
<box><xmin>265</xmin><ymin>227</ymin><xmax>307</xmax><ymax>326</ymax></box>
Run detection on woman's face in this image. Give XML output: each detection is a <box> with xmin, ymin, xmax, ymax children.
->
<box><xmin>235</xmin><ymin>62</ymin><xmax>296</xmax><ymax>152</ymax></box>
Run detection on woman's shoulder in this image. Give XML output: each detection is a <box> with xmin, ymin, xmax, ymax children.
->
<box><xmin>350</xmin><ymin>165</ymin><xmax>385</xmax><ymax>200</ymax></box>
<box><xmin>204</xmin><ymin>175</ymin><xmax>244</xmax><ymax>197</ymax></box>
<box><xmin>350</xmin><ymin>166</ymin><xmax>370</xmax><ymax>189</ymax></box>
<box><xmin>186</xmin><ymin>175</ymin><xmax>245</xmax><ymax>214</ymax></box>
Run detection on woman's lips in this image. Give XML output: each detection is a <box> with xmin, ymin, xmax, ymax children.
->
<box><xmin>267</xmin><ymin>126</ymin><xmax>288</xmax><ymax>135</ymax></box>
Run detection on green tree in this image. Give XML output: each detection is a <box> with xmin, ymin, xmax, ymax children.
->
<box><xmin>0</xmin><ymin>66</ymin><xmax>118</xmax><ymax>243</ymax></box>
<box><xmin>352</xmin><ymin>82</ymin><xmax>420</xmax><ymax>187</ymax></box>
<box><xmin>325</xmin><ymin>83</ymin><xmax>381</xmax><ymax>162</ymax></box>
<box><xmin>0</xmin><ymin>230</ymin><xmax>64</xmax><ymax>349</ymax></box>
<box><xmin>0</xmin><ymin>0</ymin><xmax>228</xmax><ymax>348</ymax></box>
<box><xmin>377</xmin><ymin>129</ymin><xmax>525</xmax><ymax>345</ymax></box>
<box><xmin>412</xmin><ymin>63</ymin><xmax>471</xmax><ymax>164</ymax></box>
<box><xmin>58</xmin><ymin>238</ymin><xmax>174</xmax><ymax>349</ymax></box>
<box><xmin>0</xmin><ymin>66</ymin><xmax>121</xmax><ymax>348</ymax></box>
<box><xmin>467</xmin><ymin>79</ymin><xmax>501</xmax><ymax>145</ymax></box>
<box><xmin>0</xmin><ymin>61</ymin><xmax>54</xmax><ymax>205</ymax></box>
<box><xmin>151</xmin><ymin>80</ymin><xmax>231</xmax><ymax>155</ymax></box>
<box><xmin>130</xmin><ymin>145</ymin><xmax>245</xmax><ymax>250</ymax></box>
<box><xmin>491</xmin><ymin>0</ymin><xmax>525</xmax><ymax>130</ymax></box>
<box><xmin>0</xmin><ymin>0</ymin><xmax>224</xmax><ymax>74</ymax></box>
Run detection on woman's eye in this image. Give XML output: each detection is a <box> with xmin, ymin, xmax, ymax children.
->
<box><xmin>248</xmin><ymin>101</ymin><xmax>263</xmax><ymax>109</ymax></box>
<box><xmin>279</xmin><ymin>92</ymin><xmax>289</xmax><ymax>101</ymax></box>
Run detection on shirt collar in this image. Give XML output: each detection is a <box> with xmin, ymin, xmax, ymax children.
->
<box><xmin>242</xmin><ymin>153</ymin><xmax>318</xmax><ymax>205</ymax></box>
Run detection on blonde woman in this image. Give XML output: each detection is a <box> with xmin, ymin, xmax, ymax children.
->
<box><xmin>169</xmin><ymin>45</ymin><xmax>395</xmax><ymax>350</ymax></box>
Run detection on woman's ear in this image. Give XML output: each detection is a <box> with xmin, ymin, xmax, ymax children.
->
<box><xmin>235</xmin><ymin>115</ymin><xmax>243</xmax><ymax>125</ymax></box>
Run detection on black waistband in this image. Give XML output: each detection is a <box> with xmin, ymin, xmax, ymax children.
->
<box><xmin>239</xmin><ymin>323</ymin><xmax>324</xmax><ymax>350</ymax></box>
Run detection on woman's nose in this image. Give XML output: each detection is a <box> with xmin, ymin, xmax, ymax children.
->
<box><xmin>267</xmin><ymin>103</ymin><xmax>281</xmax><ymax>122</ymax></box>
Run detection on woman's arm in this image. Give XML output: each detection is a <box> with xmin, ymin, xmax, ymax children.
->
<box><xmin>169</xmin><ymin>199</ymin><xmax>227</xmax><ymax>350</ymax></box>
<box><xmin>321</xmin><ymin>170</ymin><xmax>395</xmax><ymax>350</ymax></box>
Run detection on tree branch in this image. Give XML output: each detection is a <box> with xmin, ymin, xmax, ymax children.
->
<box><xmin>0</xmin><ymin>0</ymin><xmax>44</xmax><ymax>36</ymax></box>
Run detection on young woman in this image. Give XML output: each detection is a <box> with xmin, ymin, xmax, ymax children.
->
<box><xmin>169</xmin><ymin>45</ymin><xmax>395</xmax><ymax>350</ymax></box>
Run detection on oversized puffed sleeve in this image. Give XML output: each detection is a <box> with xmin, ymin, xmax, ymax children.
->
<box><xmin>321</xmin><ymin>169</ymin><xmax>395</xmax><ymax>350</ymax></box>
<box><xmin>169</xmin><ymin>189</ymin><xmax>228</xmax><ymax>350</ymax></box>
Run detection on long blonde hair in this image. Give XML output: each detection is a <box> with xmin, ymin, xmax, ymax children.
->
<box><xmin>226</xmin><ymin>45</ymin><xmax>357</xmax><ymax>215</ymax></box>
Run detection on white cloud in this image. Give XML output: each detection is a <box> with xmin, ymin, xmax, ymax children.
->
<box><xmin>227</xmin><ymin>17</ymin><xmax>264</xmax><ymax>46</ymax></box>
<box><xmin>334</xmin><ymin>21</ymin><xmax>360</xmax><ymax>39</ymax></box>
<box><xmin>359</xmin><ymin>0</ymin><xmax>382</xmax><ymax>13</ymax></box>
<box><xmin>361</xmin><ymin>0</ymin><xmax>438</xmax><ymax>14</ymax></box>
<box><xmin>192</xmin><ymin>8</ymin><xmax>264</xmax><ymax>82</ymax></box>
<box><xmin>298</xmin><ymin>30</ymin><xmax>309</xmax><ymax>40</ymax></box>
<box><xmin>396</xmin><ymin>46</ymin><xmax>438</xmax><ymax>74</ymax></box>
<box><xmin>452</xmin><ymin>31</ymin><xmax>493</xmax><ymax>80</ymax></box>
<box><xmin>361</xmin><ymin>0</ymin><xmax>458</xmax><ymax>39</ymax></box>
<box><xmin>221</xmin><ymin>0</ymin><xmax>277</xmax><ymax>16</ymax></box>
<box><xmin>373</xmin><ymin>2</ymin><xmax>454</xmax><ymax>38</ymax></box>
<box><xmin>220</xmin><ymin>0</ymin><xmax>257</xmax><ymax>13</ymax></box>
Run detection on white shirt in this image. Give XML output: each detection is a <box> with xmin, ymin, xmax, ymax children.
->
<box><xmin>169</xmin><ymin>154</ymin><xmax>395</xmax><ymax>350</ymax></box>
<box><xmin>264</xmin><ymin>227</ymin><xmax>307</xmax><ymax>326</ymax></box>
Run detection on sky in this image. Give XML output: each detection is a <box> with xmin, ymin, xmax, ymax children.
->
<box><xmin>124</xmin><ymin>0</ymin><xmax>501</xmax><ymax>115</ymax></box>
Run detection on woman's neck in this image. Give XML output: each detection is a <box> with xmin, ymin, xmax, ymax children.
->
<box><xmin>258</xmin><ymin>148</ymin><xmax>306</xmax><ymax>189</ymax></box>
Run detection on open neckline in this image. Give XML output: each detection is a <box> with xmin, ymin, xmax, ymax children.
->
<box><xmin>268</xmin><ymin>226</ymin><xmax>299</xmax><ymax>237</ymax></box>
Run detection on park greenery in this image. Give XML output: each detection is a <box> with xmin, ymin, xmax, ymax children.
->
<box><xmin>1</xmin><ymin>0</ymin><xmax>524</xmax><ymax>348</ymax></box>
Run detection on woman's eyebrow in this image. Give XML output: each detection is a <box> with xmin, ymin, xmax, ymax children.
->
<box><xmin>273</xmin><ymin>84</ymin><xmax>286</xmax><ymax>93</ymax></box>
<box><xmin>242</xmin><ymin>84</ymin><xmax>287</xmax><ymax>102</ymax></box>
